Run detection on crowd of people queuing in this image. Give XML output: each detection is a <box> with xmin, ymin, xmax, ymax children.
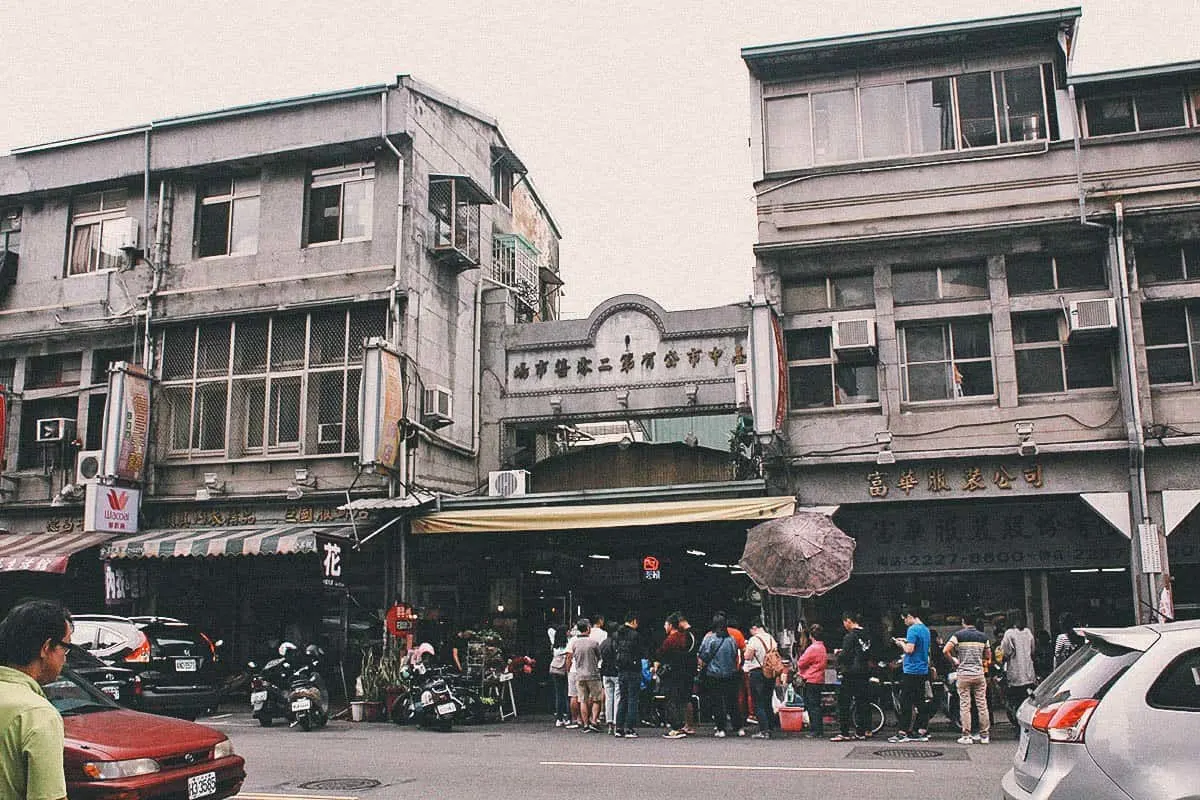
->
<box><xmin>544</xmin><ymin>604</ymin><xmax>1078</xmax><ymax>742</ymax></box>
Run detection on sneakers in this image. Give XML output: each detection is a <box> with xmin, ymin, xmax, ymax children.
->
<box><xmin>614</xmin><ymin>728</ymin><xmax>625</xmax><ymax>738</ymax></box>
<box><xmin>607</xmin><ymin>723</ymin><xmax>615</xmax><ymax>736</ymax></box>
<box><xmin>663</xmin><ymin>729</ymin><xmax>687</xmax><ymax>739</ymax></box>
<box><xmin>582</xmin><ymin>724</ymin><xmax>598</xmax><ymax>733</ymax></box>
<box><xmin>887</xmin><ymin>733</ymin><xmax>911</xmax><ymax>743</ymax></box>
<box><xmin>957</xmin><ymin>735</ymin><xmax>974</xmax><ymax>744</ymax></box>
<box><xmin>564</xmin><ymin>722</ymin><xmax>580</xmax><ymax>729</ymax></box>
<box><xmin>681</xmin><ymin>727</ymin><xmax>697</xmax><ymax>735</ymax></box>
<box><xmin>829</xmin><ymin>733</ymin><xmax>854</xmax><ymax>742</ymax></box>
<box><xmin>751</xmin><ymin>731</ymin><xmax>771</xmax><ymax>739</ymax></box>
<box><xmin>736</xmin><ymin>728</ymin><xmax>747</xmax><ymax>737</ymax></box>
<box><xmin>910</xmin><ymin>732</ymin><xmax>931</xmax><ymax>742</ymax></box>
<box><xmin>972</xmin><ymin>733</ymin><xmax>982</xmax><ymax>742</ymax></box>
<box><xmin>555</xmin><ymin>719</ymin><xmax>565</xmax><ymax>727</ymax></box>
<box><xmin>623</xmin><ymin>730</ymin><xmax>639</xmax><ymax>739</ymax></box>
<box><xmin>746</xmin><ymin>716</ymin><xmax>758</xmax><ymax>725</ymax></box>
<box><xmin>714</xmin><ymin>729</ymin><xmax>727</xmax><ymax>738</ymax></box>
<box><xmin>979</xmin><ymin>735</ymin><xmax>990</xmax><ymax>744</ymax></box>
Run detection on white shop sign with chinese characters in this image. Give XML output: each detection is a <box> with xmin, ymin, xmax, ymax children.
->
<box><xmin>84</xmin><ymin>484</ymin><xmax>140</xmax><ymax>534</ymax></box>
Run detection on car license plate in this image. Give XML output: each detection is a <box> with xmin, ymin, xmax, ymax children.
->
<box><xmin>291</xmin><ymin>698</ymin><xmax>312</xmax><ymax>712</ymax></box>
<box><xmin>1016</xmin><ymin>729</ymin><xmax>1030</xmax><ymax>762</ymax></box>
<box><xmin>250</xmin><ymin>690</ymin><xmax>268</xmax><ymax>704</ymax></box>
<box><xmin>436</xmin><ymin>701</ymin><xmax>457</xmax><ymax>716</ymax></box>
<box><xmin>187</xmin><ymin>771</ymin><xmax>217</xmax><ymax>800</ymax></box>
<box><xmin>176</xmin><ymin>658</ymin><xmax>198</xmax><ymax>672</ymax></box>
<box><xmin>100</xmin><ymin>685</ymin><xmax>120</xmax><ymax>701</ymax></box>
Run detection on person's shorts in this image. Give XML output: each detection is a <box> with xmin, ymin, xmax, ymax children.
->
<box><xmin>567</xmin><ymin>673</ymin><xmax>579</xmax><ymax>697</ymax></box>
<box><xmin>577</xmin><ymin>678</ymin><xmax>603</xmax><ymax>703</ymax></box>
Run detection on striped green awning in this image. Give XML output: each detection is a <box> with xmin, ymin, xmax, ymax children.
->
<box><xmin>100</xmin><ymin>525</ymin><xmax>355</xmax><ymax>559</ymax></box>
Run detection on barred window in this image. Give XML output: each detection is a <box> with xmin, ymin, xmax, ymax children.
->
<box><xmin>158</xmin><ymin>304</ymin><xmax>385</xmax><ymax>457</ymax></box>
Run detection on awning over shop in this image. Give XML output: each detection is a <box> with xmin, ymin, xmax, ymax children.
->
<box><xmin>0</xmin><ymin>532</ymin><xmax>115</xmax><ymax>573</ymax></box>
<box><xmin>411</xmin><ymin>496</ymin><xmax>797</xmax><ymax>534</ymax></box>
<box><xmin>101</xmin><ymin>525</ymin><xmax>355</xmax><ymax>559</ymax></box>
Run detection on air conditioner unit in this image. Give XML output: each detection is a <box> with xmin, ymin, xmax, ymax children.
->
<box><xmin>832</xmin><ymin>317</ymin><xmax>877</xmax><ymax>356</ymax></box>
<box><xmin>317</xmin><ymin>423</ymin><xmax>343</xmax><ymax>446</ymax></box>
<box><xmin>1068</xmin><ymin>299</ymin><xmax>1117</xmax><ymax>335</ymax></box>
<box><xmin>422</xmin><ymin>385</ymin><xmax>453</xmax><ymax>429</ymax></box>
<box><xmin>36</xmin><ymin>418</ymin><xmax>76</xmax><ymax>444</ymax></box>
<box><xmin>110</xmin><ymin>217</ymin><xmax>140</xmax><ymax>252</ymax></box>
<box><xmin>488</xmin><ymin>469</ymin><xmax>529</xmax><ymax>497</ymax></box>
<box><xmin>75</xmin><ymin>450</ymin><xmax>103</xmax><ymax>485</ymax></box>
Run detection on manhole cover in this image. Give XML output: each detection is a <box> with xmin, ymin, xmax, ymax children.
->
<box><xmin>873</xmin><ymin>748</ymin><xmax>944</xmax><ymax>759</ymax></box>
<box><xmin>300</xmin><ymin>778</ymin><xmax>382</xmax><ymax>791</ymax></box>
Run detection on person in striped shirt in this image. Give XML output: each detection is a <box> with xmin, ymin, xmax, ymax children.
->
<box><xmin>944</xmin><ymin>614</ymin><xmax>992</xmax><ymax>744</ymax></box>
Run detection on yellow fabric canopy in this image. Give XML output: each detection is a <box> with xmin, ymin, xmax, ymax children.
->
<box><xmin>411</xmin><ymin>496</ymin><xmax>797</xmax><ymax>534</ymax></box>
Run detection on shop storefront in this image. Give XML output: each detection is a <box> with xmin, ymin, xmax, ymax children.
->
<box><xmin>404</xmin><ymin>484</ymin><xmax>796</xmax><ymax>657</ymax></box>
<box><xmin>0</xmin><ymin>516</ymin><xmax>109</xmax><ymax>613</ymax></box>
<box><xmin>99</xmin><ymin>501</ymin><xmax>384</xmax><ymax>670</ymax></box>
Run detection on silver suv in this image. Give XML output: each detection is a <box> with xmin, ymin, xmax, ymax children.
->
<box><xmin>1002</xmin><ymin>619</ymin><xmax>1200</xmax><ymax>798</ymax></box>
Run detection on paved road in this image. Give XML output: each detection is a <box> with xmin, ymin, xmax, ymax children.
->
<box><xmin>212</xmin><ymin>710</ymin><xmax>1015</xmax><ymax>800</ymax></box>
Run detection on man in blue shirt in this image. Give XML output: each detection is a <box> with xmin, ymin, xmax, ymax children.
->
<box><xmin>888</xmin><ymin>607</ymin><xmax>932</xmax><ymax>743</ymax></box>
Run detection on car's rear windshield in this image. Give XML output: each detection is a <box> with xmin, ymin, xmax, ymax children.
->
<box><xmin>1032</xmin><ymin>639</ymin><xmax>1142</xmax><ymax>705</ymax></box>
<box><xmin>46</xmin><ymin>668</ymin><xmax>120</xmax><ymax>715</ymax></box>
<box><xmin>143</xmin><ymin>623</ymin><xmax>206</xmax><ymax>648</ymax></box>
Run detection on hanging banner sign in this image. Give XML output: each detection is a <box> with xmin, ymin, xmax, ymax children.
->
<box><xmin>102</xmin><ymin>362</ymin><xmax>151</xmax><ymax>484</ymax></box>
<box><xmin>84</xmin><ymin>484</ymin><xmax>141</xmax><ymax>534</ymax></box>
<box><xmin>0</xmin><ymin>383</ymin><xmax>7</xmax><ymax>472</ymax></box>
<box><xmin>316</xmin><ymin>532</ymin><xmax>346</xmax><ymax>591</ymax></box>
<box><xmin>358</xmin><ymin>338</ymin><xmax>406</xmax><ymax>474</ymax></box>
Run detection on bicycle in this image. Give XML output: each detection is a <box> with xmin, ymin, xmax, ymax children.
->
<box><xmin>820</xmin><ymin>687</ymin><xmax>885</xmax><ymax>735</ymax></box>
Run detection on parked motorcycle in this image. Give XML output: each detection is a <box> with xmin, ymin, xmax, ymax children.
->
<box><xmin>389</xmin><ymin>662</ymin><xmax>463</xmax><ymax>730</ymax></box>
<box><xmin>248</xmin><ymin>642</ymin><xmax>329</xmax><ymax>731</ymax></box>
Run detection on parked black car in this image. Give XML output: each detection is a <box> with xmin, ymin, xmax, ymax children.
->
<box><xmin>65</xmin><ymin>644</ymin><xmax>142</xmax><ymax>709</ymax></box>
<box><xmin>71</xmin><ymin>614</ymin><xmax>221</xmax><ymax>720</ymax></box>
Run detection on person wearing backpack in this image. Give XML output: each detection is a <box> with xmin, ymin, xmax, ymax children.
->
<box><xmin>613</xmin><ymin>612</ymin><xmax>644</xmax><ymax>738</ymax></box>
<box><xmin>743</xmin><ymin>620</ymin><xmax>781</xmax><ymax>739</ymax></box>
<box><xmin>697</xmin><ymin>613</ymin><xmax>741</xmax><ymax>737</ymax></box>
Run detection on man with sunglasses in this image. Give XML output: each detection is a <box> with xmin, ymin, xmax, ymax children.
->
<box><xmin>0</xmin><ymin>598</ymin><xmax>73</xmax><ymax>800</ymax></box>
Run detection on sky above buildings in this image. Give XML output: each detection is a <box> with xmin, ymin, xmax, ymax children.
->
<box><xmin>3</xmin><ymin>1</ymin><xmax>1195</xmax><ymax>318</ymax></box>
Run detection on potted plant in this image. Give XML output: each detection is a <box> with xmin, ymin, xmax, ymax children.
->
<box><xmin>355</xmin><ymin>648</ymin><xmax>385</xmax><ymax>722</ymax></box>
<box><xmin>377</xmin><ymin>648</ymin><xmax>408</xmax><ymax>720</ymax></box>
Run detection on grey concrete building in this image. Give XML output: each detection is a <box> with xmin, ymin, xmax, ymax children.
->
<box><xmin>742</xmin><ymin>8</ymin><xmax>1200</xmax><ymax>630</ymax></box>
<box><xmin>0</xmin><ymin>76</ymin><xmax>562</xmax><ymax>660</ymax></box>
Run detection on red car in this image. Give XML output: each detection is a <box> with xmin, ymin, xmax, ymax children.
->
<box><xmin>47</xmin><ymin>665</ymin><xmax>245</xmax><ymax>800</ymax></box>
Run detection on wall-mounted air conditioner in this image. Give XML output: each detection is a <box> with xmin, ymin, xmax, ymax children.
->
<box><xmin>488</xmin><ymin>469</ymin><xmax>529</xmax><ymax>497</ymax></box>
<box><xmin>1068</xmin><ymin>299</ymin><xmax>1117</xmax><ymax>335</ymax></box>
<box><xmin>422</xmin><ymin>385</ymin><xmax>454</xmax><ymax>429</ymax></box>
<box><xmin>317</xmin><ymin>423</ymin><xmax>343</xmax><ymax>446</ymax></box>
<box><xmin>75</xmin><ymin>450</ymin><xmax>103</xmax><ymax>485</ymax></box>
<box><xmin>110</xmin><ymin>217</ymin><xmax>140</xmax><ymax>252</ymax></box>
<box><xmin>832</xmin><ymin>317</ymin><xmax>877</xmax><ymax>358</ymax></box>
<box><xmin>36</xmin><ymin>418</ymin><xmax>76</xmax><ymax>443</ymax></box>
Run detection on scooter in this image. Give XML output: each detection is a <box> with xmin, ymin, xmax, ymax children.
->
<box><xmin>287</xmin><ymin>645</ymin><xmax>329</xmax><ymax>732</ymax></box>
<box><xmin>389</xmin><ymin>662</ymin><xmax>462</xmax><ymax>730</ymax></box>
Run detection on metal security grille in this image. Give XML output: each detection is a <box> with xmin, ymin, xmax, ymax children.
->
<box><xmin>158</xmin><ymin>303</ymin><xmax>385</xmax><ymax>458</ymax></box>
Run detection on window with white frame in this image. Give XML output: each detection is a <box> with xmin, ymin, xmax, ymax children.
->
<box><xmin>197</xmin><ymin>175</ymin><xmax>261</xmax><ymax>257</ymax></box>
<box><xmin>785</xmin><ymin>328</ymin><xmax>878</xmax><ymax>409</ymax></box>
<box><xmin>69</xmin><ymin>189</ymin><xmax>129</xmax><ymax>275</ymax></box>
<box><xmin>1083</xmin><ymin>87</ymin><xmax>1193</xmax><ymax>137</ymax></box>
<box><xmin>1143</xmin><ymin>304</ymin><xmax>1200</xmax><ymax>386</ymax></box>
<box><xmin>899</xmin><ymin>319</ymin><xmax>994</xmax><ymax>402</ymax></box>
<box><xmin>1006</xmin><ymin>250</ymin><xmax>1107</xmax><ymax>295</ymax></box>
<box><xmin>158</xmin><ymin>304</ymin><xmax>385</xmax><ymax>457</ymax></box>
<box><xmin>781</xmin><ymin>274</ymin><xmax>874</xmax><ymax>313</ymax></box>
<box><xmin>306</xmin><ymin>162</ymin><xmax>374</xmax><ymax>245</ymax></box>
<box><xmin>1137</xmin><ymin>241</ymin><xmax>1200</xmax><ymax>283</ymax></box>
<box><xmin>1013</xmin><ymin>312</ymin><xmax>1114</xmax><ymax>395</ymax></box>
<box><xmin>893</xmin><ymin>261</ymin><xmax>988</xmax><ymax>304</ymax></box>
<box><xmin>763</xmin><ymin>64</ymin><xmax>1053</xmax><ymax>171</ymax></box>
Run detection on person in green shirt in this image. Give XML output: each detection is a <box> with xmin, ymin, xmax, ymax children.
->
<box><xmin>0</xmin><ymin>599</ymin><xmax>73</xmax><ymax>800</ymax></box>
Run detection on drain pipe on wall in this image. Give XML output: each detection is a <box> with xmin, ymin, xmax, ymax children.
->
<box><xmin>1114</xmin><ymin>201</ymin><xmax>1164</xmax><ymax>623</ymax></box>
<box><xmin>1069</xmin><ymin>85</ymin><xmax>1159</xmax><ymax>622</ymax></box>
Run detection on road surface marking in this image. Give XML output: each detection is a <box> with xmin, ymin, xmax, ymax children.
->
<box><xmin>235</xmin><ymin>793</ymin><xmax>357</xmax><ymax>800</ymax></box>
<box><xmin>207</xmin><ymin>713</ymin><xmax>233</xmax><ymax>720</ymax></box>
<box><xmin>540</xmin><ymin>760</ymin><xmax>915</xmax><ymax>775</ymax></box>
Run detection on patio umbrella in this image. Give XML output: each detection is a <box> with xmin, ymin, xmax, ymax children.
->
<box><xmin>738</xmin><ymin>511</ymin><xmax>856</xmax><ymax>598</ymax></box>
